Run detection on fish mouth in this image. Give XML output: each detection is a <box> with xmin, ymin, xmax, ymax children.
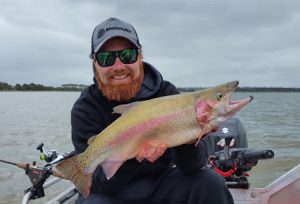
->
<box><xmin>229</xmin><ymin>95</ymin><xmax>253</xmax><ymax>105</ymax></box>
<box><xmin>225</xmin><ymin>93</ymin><xmax>253</xmax><ymax>113</ymax></box>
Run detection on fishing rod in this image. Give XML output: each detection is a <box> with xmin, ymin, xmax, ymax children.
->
<box><xmin>0</xmin><ymin>159</ymin><xmax>19</xmax><ymax>166</ymax></box>
<box><xmin>0</xmin><ymin>143</ymin><xmax>69</xmax><ymax>200</ymax></box>
<box><xmin>0</xmin><ymin>159</ymin><xmax>67</xmax><ymax>179</ymax></box>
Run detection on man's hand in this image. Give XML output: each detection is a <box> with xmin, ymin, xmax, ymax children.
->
<box><xmin>136</xmin><ymin>143</ymin><xmax>168</xmax><ymax>163</ymax></box>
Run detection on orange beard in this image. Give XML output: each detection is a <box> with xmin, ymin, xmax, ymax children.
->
<box><xmin>95</xmin><ymin>62</ymin><xmax>144</xmax><ymax>102</ymax></box>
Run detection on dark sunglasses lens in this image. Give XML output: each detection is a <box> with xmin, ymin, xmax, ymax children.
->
<box><xmin>97</xmin><ymin>52</ymin><xmax>115</xmax><ymax>67</ymax></box>
<box><xmin>119</xmin><ymin>49</ymin><xmax>138</xmax><ymax>64</ymax></box>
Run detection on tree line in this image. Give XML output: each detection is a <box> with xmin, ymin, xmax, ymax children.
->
<box><xmin>1</xmin><ymin>82</ymin><xmax>299</xmax><ymax>92</ymax></box>
<box><xmin>177</xmin><ymin>87</ymin><xmax>300</xmax><ymax>92</ymax></box>
<box><xmin>0</xmin><ymin>82</ymin><xmax>87</xmax><ymax>91</ymax></box>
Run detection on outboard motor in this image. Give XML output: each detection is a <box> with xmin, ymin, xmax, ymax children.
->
<box><xmin>204</xmin><ymin>117</ymin><xmax>248</xmax><ymax>156</ymax></box>
<box><xmin>203</xmin><ymin>117</ymin><xmax>274</xmax><ymax>189</ymax></box>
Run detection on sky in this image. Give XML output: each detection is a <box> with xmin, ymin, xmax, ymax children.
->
<box><xmin>0</xmin><ymin>0</ymin><xmax>299</xmax><ymax>88</ymax></box>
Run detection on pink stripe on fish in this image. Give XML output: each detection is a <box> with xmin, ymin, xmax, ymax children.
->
<box><xmin>108</xmin><ymin>108</ymin><xmax>191</xmax><ymax>146</ymax></box>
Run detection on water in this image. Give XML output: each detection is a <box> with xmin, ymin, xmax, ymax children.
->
<box><xmin>234</xmin><ymin>92</ymin><xmax>300</xmax><ymax>187</ymax></box>
<box><xmin>0</xmin><ymin>91</ymin><xmax>299</xmax><ymax>203</ymax></box>
<box><xmin>0</xmin><ymin>92</ymin><xmax>78</xmax><ymax>204</ymax></box>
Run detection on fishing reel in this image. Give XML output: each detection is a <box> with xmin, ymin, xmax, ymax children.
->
<box><xmin>0</xmin><ymin>142</ymin><xmax>70</xmax><ymax>200</ymax></box>
<box><xmin>208</xmin><ymin>136</ymin><xmax>275</xmax><ymax>188</ymax></box>
<box><xmin>23</xmin><ymin>143</ymin><xmax>66</xmax><ymax>199</ymax></box>
<box><xmin>37</xmin><ymin>143</ymin><xmax>64</xmax><ymax>164</ymax></box>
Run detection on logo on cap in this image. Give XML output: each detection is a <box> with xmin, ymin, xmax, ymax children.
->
<box><xmin>97</xmin><ymin>29</ymin><xmax>105</xmax><ymax>39</ymax></box>
<box><xmin>106</xmin><ymin>26</ymin><xmax>131</xmax><ymax>33</ymax></box>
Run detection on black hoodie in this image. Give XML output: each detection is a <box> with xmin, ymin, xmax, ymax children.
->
<box><xmin>71</xmin><ymin>62</ymin><xmax>207</xmax><ymax>194</ymax></box>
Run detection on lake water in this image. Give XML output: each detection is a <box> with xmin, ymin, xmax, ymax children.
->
<box><xmin>0</xmin><ymin>91</ymin><xmax>299</xmax><ymax>203</ymax></box>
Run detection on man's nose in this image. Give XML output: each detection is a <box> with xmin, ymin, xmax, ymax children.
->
<box><xmin>113</xmin><ymin>56</ymin><xmax>125</xmax><ymax>69</ymax></box>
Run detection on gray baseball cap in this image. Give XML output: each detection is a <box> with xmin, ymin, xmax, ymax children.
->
<box><xmin>91</xmin><ymin>17</ymin><xmax>141</xmax><ymax>56</ymax></box>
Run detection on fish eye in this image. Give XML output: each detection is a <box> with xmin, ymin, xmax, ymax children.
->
<box><xmin>216</xmin><ymin>93</ymin><xmax>224</xmax><ymax>101</ymax></box>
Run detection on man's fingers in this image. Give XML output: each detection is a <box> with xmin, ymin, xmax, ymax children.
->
<box><xmin>147</xmin><ymin>144</ymin><xmax>168</xmax><ymax>163</ymax></box>
<box><xmin>136</xmin><ymin>151</ymin><xmax>144</xmax><ymax>162</ymax></box>
<box><xmin>136</xmin><ymin>143</ymin><xmax>168</xmax><ymax>163</ymax></box>
<box><xmin>212</xmin><ymin>126</ymin><xmax>219</xmax><ymax>132</ymax></box>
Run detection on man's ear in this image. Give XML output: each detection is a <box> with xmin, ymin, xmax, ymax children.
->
<box><xmin>92</xmin><ymin>61</ymin><xmax>97</xmax><ymax>74</ymax></box>
<box><xmin>91</xmin><ymin>56</ymin><xmax>97</xmax><ymax>64</ymax></box>
<box><xmin>138</xmin><ymin>49</ymin><xmax>143</xmax><ymax>59</ymax></box>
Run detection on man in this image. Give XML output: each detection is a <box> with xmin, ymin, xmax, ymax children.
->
<box><xmin>72</xmin><ymin>17</ymin><xmax>234</xmax><ymax>204</ymax></box>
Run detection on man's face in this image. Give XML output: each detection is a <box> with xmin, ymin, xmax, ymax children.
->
<box><xmin>93</xmin><ymin>37</ymin><xmax>144</xmax><ymax>101</ymax></box>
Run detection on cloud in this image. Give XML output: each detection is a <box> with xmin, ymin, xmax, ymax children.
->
<box><xmin>0</xmin><ymin>0</ymin><xmax>299</xmax><ymax>87</ymax></box>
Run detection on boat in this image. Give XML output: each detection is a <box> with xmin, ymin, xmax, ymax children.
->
<box><xmin>230</xmin><ymin>163</ymin><xmax>300</xmax><ymax>204</ymax></box>
<box><xmin>17</xmin><ymin>118</ymin><xmax>300</xmax><ymax>203</ymax></box>
<box><xmin>21</xmin><ymin>163</ymin><xmax>300</xmax><ymax>204</ymax></box>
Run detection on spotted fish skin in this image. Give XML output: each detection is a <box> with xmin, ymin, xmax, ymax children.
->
<box><xmin>56</xmin><ymin>80</ymin><xmax>253</xmax><ymax>198</ymax></box>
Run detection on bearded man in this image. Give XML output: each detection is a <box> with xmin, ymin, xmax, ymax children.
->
<box><xmin>72</xmin><ymin>17</ymin><xmax>234</xmax><ymax>204</ymax></box>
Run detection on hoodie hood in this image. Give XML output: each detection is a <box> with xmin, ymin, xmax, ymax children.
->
<box><xmin>133</xmin><ymin>62</ymin><xmax>163</xmax><ymax>100</ymax></box>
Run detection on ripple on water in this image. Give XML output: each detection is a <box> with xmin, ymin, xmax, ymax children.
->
<box><xmin>0</xmin><ymin>140</ymin><xmax>23</xmax><ymax>147</ymax></box>
<box><xmin>0</xmin><ymin>171</ymin><xmax>14</xmax><ymax>182</ymax></box>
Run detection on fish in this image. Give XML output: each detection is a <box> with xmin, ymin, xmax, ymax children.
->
<box><xmin>56</xmin><ymin>80</ymin><xmax>253</xmax><ymax>197</ymax></box>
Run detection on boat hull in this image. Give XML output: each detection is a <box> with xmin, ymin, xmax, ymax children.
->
<box><xmin>230</xmin><ymin>163</ymin><xmax>300</xmax><ymax>204</ymax></box>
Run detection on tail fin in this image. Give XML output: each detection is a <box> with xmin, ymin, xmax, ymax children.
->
<box><xmin>56</xmin><ymin>154</ymin><xmax>93</xmax><ymax>198</ymax></box>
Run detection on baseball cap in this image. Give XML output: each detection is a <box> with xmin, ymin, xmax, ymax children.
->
<box><xmin>90</xmin><ymin>17</ymin><xmax>141</xmax><ymax>56</ymax></box>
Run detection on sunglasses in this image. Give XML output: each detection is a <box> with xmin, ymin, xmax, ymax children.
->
<box><xmin>95</xmin><ymin>48</ymin><xmax>139</xmax><ymax>67</ymax></box>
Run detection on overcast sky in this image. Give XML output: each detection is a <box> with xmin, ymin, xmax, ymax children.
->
<box><xmin>1</xmin><ymin>0</ymin><xmax>299</xmax><ymax>88</ymax></box>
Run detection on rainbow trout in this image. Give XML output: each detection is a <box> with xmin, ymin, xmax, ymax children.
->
<box><xmin>56</xmin><ymin>80</ymin><xmax>253</xmax><ymax>197</ymax></box>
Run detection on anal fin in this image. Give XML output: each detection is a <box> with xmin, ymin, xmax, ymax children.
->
<box><xmin>101</xmin><ymin>160</ymin><xmax>124</xmax><ymax>179</ymax></box>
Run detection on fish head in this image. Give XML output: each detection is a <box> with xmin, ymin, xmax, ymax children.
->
<box><xmin>211</xmin><ymin>91</ymin><xmax>253</xmax><ymax>120</ymax></box>
<box><xmin>195</xmin><ymin>81</ymin><xmax>253</xmax><ymax>132</ymax></box>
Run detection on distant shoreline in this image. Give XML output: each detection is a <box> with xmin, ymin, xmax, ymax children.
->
<box><xmin>1</xmin><ymin>82</ymin><xmax>299</xmax><ymax>92</ymax></box>
<box><xmin>237</xmin><ymin>87</ymin><xmax>300</xmax><ymax>92</ymax></box>
<box><xmin>0</xmin><ymin>82</ymin><xmax>87</xmax><ymax>92</ymax></box>
<box><xmin>178</xmin><ymin>87</ymin><xmax>300</xmax><ymax>92</ymax></box>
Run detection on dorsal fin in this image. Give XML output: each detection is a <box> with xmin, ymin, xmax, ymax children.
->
<box><xmin>112</xmin><ymin>102</ymin><xmax>140</xmax><ymax>115</ymax></box>
<box><xmin>87</xmin><ymin>135</ymin><xmax>97</xmax><ymax>145</ymax></box>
